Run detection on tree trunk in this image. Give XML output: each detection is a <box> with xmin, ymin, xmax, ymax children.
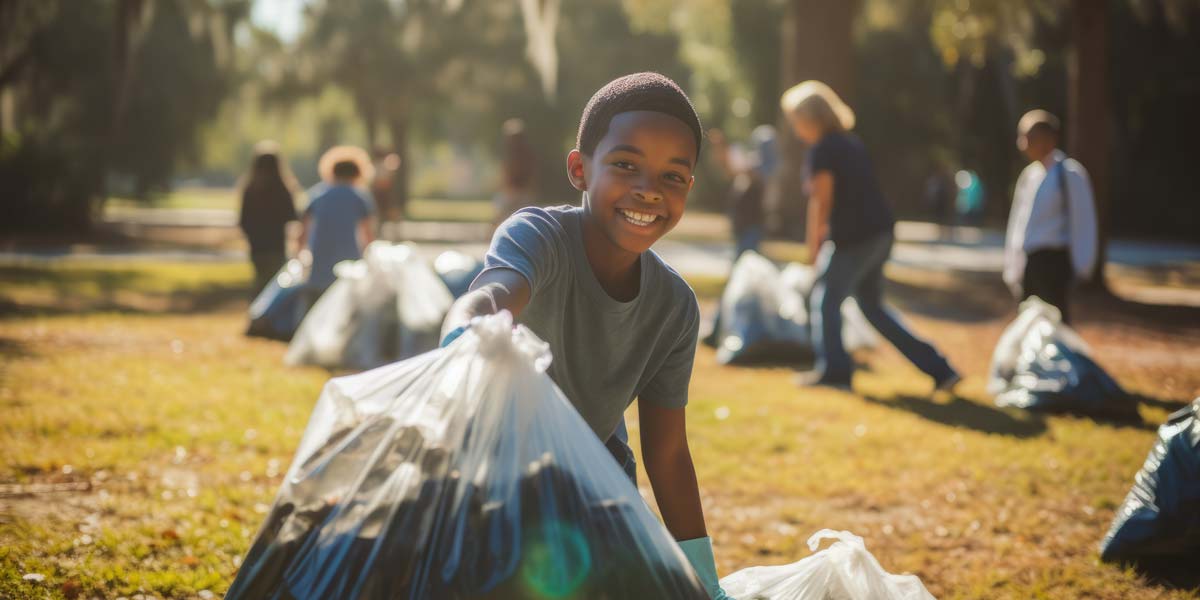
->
<box><xmin>1068</xmin><ymin>0</ymin><xmax>1111</xmax><ymax>289</ymax></box>
<box><xmin>775</xmin><ymin>0</ymin><xmax>859</xmax><ymax>240</ymax></box>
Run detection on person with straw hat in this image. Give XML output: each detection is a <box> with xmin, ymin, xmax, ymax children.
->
<box><xmin>297</xmin><ymin>145</ymin><xmax>377</xmax><ymax>299</ymax></box>
<box><xmin>781</xmin><ymin>80</ymin><xmax>959</xmax><ymax>391</ymax></box>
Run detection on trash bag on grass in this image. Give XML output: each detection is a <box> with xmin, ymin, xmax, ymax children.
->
<box><xmin>706</xmin><ymin>252</ymin><xmax>876</xmax><ymax>365</ymax></box>
<box><xmin>285</xmin><ymin>242</ymin><xmax>453</xmax><ymax>370</ymax></box>
<box><xmin>434</xmin><ymin>250</ymin><xmax>485</xmax><ymax>299</ymax></box>
<box><xmin>1100</xmin><ymin>398</ymin><xmax>1200</xmax><ymax>567</ymax></box>
<box><xmin>988</xmin><ymin>297</ymin><xmax>1137</xmax><ymax>420</ymax></box>
<box><xmin>720</xmin><ymin>530</ymin><xmax>935</xmax><ymax>600</ymax></box>
<box><xmin>228</xmin><ymin>311</ymin><xmax>709</xmax><ymax>599</ymax></box>
<box><xmin>247</xmin><ymin>258</ymin><xmax>310</xmax><ymax>341</ymax></box>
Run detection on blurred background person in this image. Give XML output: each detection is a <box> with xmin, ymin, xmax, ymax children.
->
<box><xmin>729</xmin><ymin>125</ymin><xmax>778</xmax><ymax>259</ymax></box>
<box><xmin>298</xmin><ymin>145</ymin><xmax>377</xmax><ymax>301</ymax></box>
<box><xmin>492</xmin><ymin>118</ymin><xmax>537</xmax><ymax>230</ymax></box>
<box><xmin>783</xmin><ymin>80</ymin><xmax>959</xmax><ymax>390</ymax></box>
<box><xmin>1003</xmin><ymin>109</ymin><xmax>1098</xmax><ymax>324</ymax></box>
<box><xmin>370</xmin><ymin>147</ymin><xmax>403</xmax><ymax>226</ymax></box>
<box><xmin>923</xmin><ymin>163</ymin><xmax>956</xmax><ymax>240</ymax></box>
<box><xmin>238</xmin><ymin>140</ymin><xmax>300</xmax><ymax>297</ymax></box>
<box><xmin>954</xmin><ymin>168</ymin><xmax>985</xmax><ymax>229</ymax></box>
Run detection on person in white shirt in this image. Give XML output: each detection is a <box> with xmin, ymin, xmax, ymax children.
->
<box><xmin>1003</xmin><ymin>109</ymin><xmax>1098</xmax><ymax>323</ymax></box>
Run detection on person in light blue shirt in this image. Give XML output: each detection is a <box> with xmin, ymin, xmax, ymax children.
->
<box><xmin>297</xmin><ymin>145</ymin><xmax>377</xmax><ymax>291</ymax></box>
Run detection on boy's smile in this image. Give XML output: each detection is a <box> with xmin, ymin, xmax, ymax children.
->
<box><xmin>569</xmin><ymin>111</ymin><xmax>697</xmax><ymax>257</ymax></box>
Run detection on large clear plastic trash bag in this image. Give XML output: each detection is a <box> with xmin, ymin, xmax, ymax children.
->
<box><xmin>247</xmin><ymin>258</ymin><xmax>310</xmax><ymax>341</ymax></box>
<box><xmin>706</xmin><ymin>252</ymin><xmax>876</xmax><ymax>365</ymax></box>
<box><xmin>721</xmin><ymin>530</ymin><xmax>935</xmax><ymax>600</ymax></box>
<box><xmin>434</xmin><ymin>250</ymin><xmax>485</xmax><ymax>298</ymax></box>
<box><xmin>227</xmin><ymin>312</ymin><xmax>709</xmax><ymax>600</ymax></box>
<box><xmin>1100</xmin><ymin>399</ymin><xmax>1200</xmax><ymax>574</ymax></box>
<box><xmin>285</xmin><ymin>242</ymin><xmax>453</xmax><ymax>370</ymax></box>
<box><xmin>988</xmin><ymin>297</ymin><xmax>1137</xmax><ymax>420</ymax></box>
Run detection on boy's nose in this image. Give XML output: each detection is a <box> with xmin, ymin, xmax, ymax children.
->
<box><xmin>634</xmin><ymin>186</ymin><xmax>664</xmax><ymax>204</ymax></box>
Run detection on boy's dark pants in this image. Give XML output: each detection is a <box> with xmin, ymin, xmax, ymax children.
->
<box><xmin>605</xmin><ymin>420</ymin><xmax>638</xmax><ymax>485</ymax></box>
<box><xmin>1022</xmin><ymin>248</ymin><xmax>1073</xmax><ymax>324</ymax></box>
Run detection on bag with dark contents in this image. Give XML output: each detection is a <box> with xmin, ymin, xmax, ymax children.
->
<box><xmin>988</xmin><ymin>297</ymin><xmax>1137</xmax><ymax>420</ymax></box>
<box><xmin>434</xmin><ymin>250</ymin><xmax>486</xmax><ymax>299</ymax></box>
<box><xmin>247</xmin><ymin>258</ymin><xmax>310</xmax><ymax>341</ymax></box>
<box><xmin>1101</xmin><ymin>399</ymin><xmax>1200</xmax><ymax>572</ymax></box>
<box><xmin>285</xmin><ymin>242</ymin><xmax>453</xmax><ymax>370</ymax></box>
<box><xmin>227</xmin><ymin>312</ymin><xmax>708</xmax><ymax>600</ymax></box>
<box><xmin>719</xmin><ymin>530</ymin><xmax>935</xmax><ymax>600</ymax></box>
<box><xmin>704</xmin><ymin>252</ymin><xmax>875</xmax><ymax>365</ymax></box>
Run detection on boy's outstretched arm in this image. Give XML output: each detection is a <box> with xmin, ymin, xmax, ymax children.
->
<box><xmin>440</xmin><ymin>268</ymin><xmax>531</xmax><ymax>341</ymax></box>
<box><xmin>640</xmin><ymin>402</ymin><xmax>707</xmax><ymax>540</ymax></box>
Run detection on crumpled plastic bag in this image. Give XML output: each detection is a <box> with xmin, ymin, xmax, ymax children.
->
<box><xmin>1100</xmin><ymin>398</ymin><xmax>1200</xmax><ymax>568</ymax></box>
<box><xmin>434</xmin><ymin>250</ymin><xmax>485</xmax><ymax>299</ymax></box>
<box><xmin>246</xmin><ymin>258</ymin><xmax>310</xmax><ymax>341</ymax></box>
<box><xmin>285</xmin><ymin>242</ymin><xmax>453</xmax><ymax>370</ymax></box>
<box><xmin>705</xmin><ymin>251</ymin><xmax>876</xmax><ymax>365</ymax></box>
<box><xmin>228</xmin><ymin>311</ymin><xmax>708</xmax><ymax>599</ymax></box>
<box><xmin>721</xmin><ymin>530</ymin><xmax>936</xmax><ymax>600</ymax></box>
<box><xmin>988</xmin><ymin>297</ymin><xmax>1137</xmax><ymax>420</ymax></box>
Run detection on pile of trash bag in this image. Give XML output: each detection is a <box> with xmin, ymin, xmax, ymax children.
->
<box><xmin>705</xmin><ymin>251</ymin><xmax>876</xmax><ymax>365</ymax></box>
<box><xmin>229</xmin><ymin>312</ymin><xmax>710</xmax><ymax>599</ymax></box>
<box><xmin>1100</xmin><ymin>398</ymin><xmax>1200</xmax><ymax>571</ymax></box>
<box><xmin>433</xmin><ymin>250</ymin><xmax>485</xmax><ymax>299</ymax></box>
<box><xmin>987</xmin><ymin>297</ymin><xmax>1137</xmax><ymax>420</ymax></box>
<box><xmin>720</xmin><ymin>530</ymin><xmax>935</xmax><ymax>600</ymax></box>
<box><xmin>246</xmin><ymin>258</ymin><xmax>310</xmax><ymax>341</ymax></box>
<box><xmin>285</xmin><ymin>242</ymin><xmax>453</xmax><ymax>370</ymax></box>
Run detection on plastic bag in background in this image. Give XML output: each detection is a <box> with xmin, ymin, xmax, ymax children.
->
<box><xmin>285</xmin><ymin>242</ymin><xmax>453</xmax><ymax>370</ymax></box>
<box><xmin>1100</xmin><ymin>399</ymin><xmax>1200</xmax><ymax>571</ymax></box>
<box><xmin>721</xmin><ymin>530</ymin><xmax>936</xmax><ymax>600</ymax></box>
<box><xmin>246</xmin><ymin>258</ymin><xmax>310</xmax><ymax>341</ymax></box>
<box><xmin>228</xmin><ymin>312</ymin><xmax>709</xmax><ymax>600</ymax></box>
<box><xmin>707</xmin><ymin>252</ymin><xmax>876</xmax><ymax>365</ymax></box>
<box><xmin>434</xmin><ymin>250</ymin><xmax>485</xmax><ymax>299</ymax></box>
<box><xmin>988</xmin><ymin>297</ymin><xmax>1138</xmax><ymax>420</ymax></box>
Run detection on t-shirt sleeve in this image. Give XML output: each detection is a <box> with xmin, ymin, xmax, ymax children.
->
<box><xmin>481</xmin><ymin>208</ymin><xmax>566</xmax><ymax>298</ymax></box>
<box><xmin>639</xmin><ymin>294</ymin><xmax>700</xmax><ymax>409</ymax></box>
<box><xmin>808</xmin><ymin>138</ymin><xmax>836</xmax><ymax>175</ymax></box>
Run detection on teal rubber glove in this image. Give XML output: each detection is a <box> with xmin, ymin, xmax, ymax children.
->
<box><xmin>440</xmin><ymin>325</ymin><xmax>468</xmax><ymax>348</ymax></box>
<box><xmin>678</xmin><ymin>536</ymin><xmax>732</xmax><ymax>600</ymax></box>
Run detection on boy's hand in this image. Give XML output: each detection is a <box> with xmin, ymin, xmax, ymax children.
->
<box><xmin>678</xmin><ymin>537</ymin><xmax>732</xmax><ymax>600</ymax></box>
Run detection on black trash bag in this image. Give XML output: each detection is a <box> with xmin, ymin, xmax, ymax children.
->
<box><xmin>434</xmin><ymin>250</ymin><xmax>486</xmax><ymax>299</ymax></box>
<box><xmin>989</xmin><ymin>297</ymin><xmax>1138</xmax><ymax>421</ymax></box>
<box><xmin>704</xmin><ymin>252</ymin><xmax>875</xmax><ymax>365</ymax></box>
<box><xmin>247</xmin><ymin>258</ymin><xmax>310</xmax><ymax>341</ymax></box>
<box><xmin>1100</xmin><ymin>399</ymin><xmax>1200</xmax><ymax>571</ymax></box>
<box><xmin>227</xmin><ymin>312</ymin><xmax>708</xmax><ymax>600</ymax></box>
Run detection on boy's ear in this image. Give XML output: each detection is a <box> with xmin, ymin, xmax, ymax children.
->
<box><xmin>566</xmin><ymin>149</ymin><xmax>588</xmax><ymax>192</ymax></box>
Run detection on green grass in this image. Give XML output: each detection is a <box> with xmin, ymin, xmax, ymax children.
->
<box><xmin>1</xmin><ymin>261</ymin><xmax>1196</xmax><ymax>599</ymax></box>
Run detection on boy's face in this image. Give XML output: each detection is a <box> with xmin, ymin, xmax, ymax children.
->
<box><xmin>568</xmin><ymin>111</ymin><xmax>697</xmax><ymax>255</ymax></box>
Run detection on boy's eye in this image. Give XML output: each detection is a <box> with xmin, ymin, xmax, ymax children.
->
<box><xmin>611</xmin><ymin>161</ymin><xmax>636</xmax><ymax>171</ymax></box>
<box><xmin>665</xmin><ymin>172</ymin><xmax>688</xmax><ymax>184</ymax></box>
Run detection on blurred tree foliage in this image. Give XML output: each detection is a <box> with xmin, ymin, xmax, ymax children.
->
<box><xmin>0</xmin><ymin>0</ymin><xmax>248</xmax><ymax>232</ymax></box>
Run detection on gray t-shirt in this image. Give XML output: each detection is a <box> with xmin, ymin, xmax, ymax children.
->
<box><xmin>482</xmin><ymin>205</ymin><xmax>700</xmax><ymax>441</ymax></box>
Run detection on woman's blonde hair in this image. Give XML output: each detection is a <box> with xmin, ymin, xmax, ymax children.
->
<box><xmin>317</xmin><ymin>145</ymin><xmax>375</xmax><ymax>185</ymax></box>
<box><xmin>780</xmin><ymin>80</ymin><xmax>855</xmax><ymax>133</ymax></box>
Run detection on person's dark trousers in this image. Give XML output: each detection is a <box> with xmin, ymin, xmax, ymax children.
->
<box><xmin>604</xmin><ymin>419</ymin><xmax>638</xmax><ymax>486</ymax></box>
<box><xmin>250</xmin><ymin>250</ymin><xmax>286</xmax><ymax>298</ymax></box>
<box><xmin>1022</xmin><ymin>248</ymin><xmax>1073</xmax><ymax>324</ymax></box>
<box><xmin>810</xmin><ymin>233</ymin><xmax>956</xmax><ymax>383</ymax></box>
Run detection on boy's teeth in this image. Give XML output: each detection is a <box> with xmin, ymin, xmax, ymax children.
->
<box><xmin>619</xmin><ymin>209</ymin><xmax>657</xmax><ymax>226</ymax></box>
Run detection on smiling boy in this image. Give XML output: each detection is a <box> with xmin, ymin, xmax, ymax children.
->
<box><xmin>441</xmin><ymin>73</ymin><xmax>729</xmax><ymax>599</ymax></box>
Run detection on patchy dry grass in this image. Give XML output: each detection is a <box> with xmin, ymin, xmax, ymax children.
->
<box><xmin>1</xmin><ymin>261</ymin><xmax>1197</xmax><ymax>599</ymax></box>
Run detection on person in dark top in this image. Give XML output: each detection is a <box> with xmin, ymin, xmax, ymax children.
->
<box><xmin>239</xmin><ymin>141</ymin><xmax>300</xmax><ymax>296</ymax></box>
<box><xmin>492</xmin><ymin>118</ymin><xmax>538</xmax><ymax>231</ymax></box>
<box><xmin>729</xmin><ymin>125</ymin><xmax>777</xmax><ymax>258</ymax></box>
<box><xmin>781</xmin><ymin>80</ymin><xmax>959</xmax><ymax>390</ymax></box>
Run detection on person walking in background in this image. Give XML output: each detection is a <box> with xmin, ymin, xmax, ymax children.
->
<box><xmin>370</xmin><ymin>146</ymin><xmax>402</xmax><ymax>224</ymax></box>
<box><xmin>239</xmin><ymin>141</ymin><xmax>299</xmax><ymax>297</ymax></box>
<box><xmin>492</xmin><ymin>118</ymin><xmax>537</xmax><ymax>230</ymax></box>
<box><xmin>782</xmin><ymin>81</ymin><xmax>959</xmax><ymax>391</ymax></box>
<box><xmin>298</xmin><ymin>145</ymin><xmax>377</xmax><ymax>300</ymax></box>
<box><xmin>729</xmin><ymin>125</ymin><xmax>777</xmax><ymax>259</ymax></box>
<box><xmin>1004</xmin><ymin>109</ymin><xmax>1098</xmax><ymax>324</ymax></box>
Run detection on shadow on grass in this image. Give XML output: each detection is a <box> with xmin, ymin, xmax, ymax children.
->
<box><xmin>883</xmin><ymin>270</ymin><xmax>1013</xmax><ymax>323</ymax></box>
<box><xmin>862</xmin><ymin>393</ymin><xmax>1049</xmax><ymax>438</ymax></box>
<box><xmin>0</xmin><ymin>280</ymin><xmax>250</xmax><ymax>320</ymax></box>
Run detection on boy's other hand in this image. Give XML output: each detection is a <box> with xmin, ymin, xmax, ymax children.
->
<box><xmin>678</xmin><ymin>536</ymin><xmax>732</xmax><ymax>599</ymax></box>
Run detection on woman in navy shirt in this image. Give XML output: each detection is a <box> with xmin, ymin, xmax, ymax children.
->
<box><xmin>782</xmin><ymin>81</ymin><xmax>959</xmax><ymax>390</ymax></box>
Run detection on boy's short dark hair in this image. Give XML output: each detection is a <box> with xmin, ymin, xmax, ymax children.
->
<box><xmin>1018</xmin><ymin>109</ymin><xmax>1061</xmax><ymax>139</ymax></box>
<box><xmin>577</xmin><ymin>72</ymin><xmax>703</xmax><ymax>159</ymax></box>
<box><xmin>332</xmin><ymin>160</ymin><xmax>361</xmax><ymax>179</ymax></box>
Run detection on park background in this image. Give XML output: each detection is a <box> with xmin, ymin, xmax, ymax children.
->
<box><xmin>2</xmin><ymin>1</ymin><xmax>1200</xmax><ymax>599</ymax></box>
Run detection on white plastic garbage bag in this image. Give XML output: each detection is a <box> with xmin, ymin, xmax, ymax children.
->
<box><xmin>721</xmin><ymin>530</ymin><xmax>936</xmax><ymax>600</ymax></box>
<box><xmin>246</xmin><ymin>258</ymin><xmax>310</xmax><ymax>341</ymax></box>
<box><xmin>228</xmin><ymin>312</ymin><xmax>709</xmax><ymax>599</ymax></box>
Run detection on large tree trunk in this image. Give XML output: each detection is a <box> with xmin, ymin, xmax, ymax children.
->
<box><xmin>1068</xmin><ymin>0</ymin><xmax>1111</xmax><ymax>289</ymax></box>
<box><xmin>774</xmin><ymin>0</ymin><xmax>859</xmax><ymax>240</ymax></box>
